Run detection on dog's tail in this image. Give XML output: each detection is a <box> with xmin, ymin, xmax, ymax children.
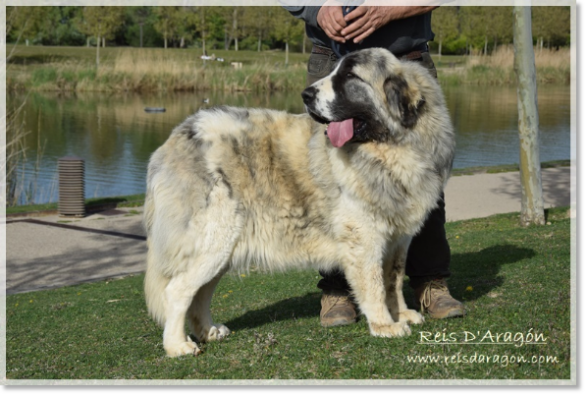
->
<box><xmin>144</xmin><ymin>243</ymin><xmax>170</xmax><ymax>327</ymax></box>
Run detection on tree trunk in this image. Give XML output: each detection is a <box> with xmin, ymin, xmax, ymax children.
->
<box><xmin>139</xmin><ymin>23</ymin><xmax>144</xmax><ymax>48</ymax></box>
<box><xmin>96</xmin><ymin>35</ymin><xmax>100</xmax><ymax>68</ymax></box>
<box><xmin>232</xmin><ymin>8</ymin><xmax>238</xmax><ymax>51</ymax></box>
<box><xmin>303</xmin><ymin>34</ymin><xmax>307</xmax><ymax>54</ymax></box>
<box><xmin>102</xmin><ymin>37</ymin><xmax>105</xmax><ymax>48</ymax></box>
<box><xmin>285</xmin><ymin>41</ymin><xmax>289</xmax><ymax>66</ymax></box>
<box><xmin>484</xmin><ymin>35</ymin><xmax>488</xmax><ymax>55</ymax></box>
<box><xmin>513</xmin><ymin>6</ymin><xmax>545</xmax><ymax>226</ymax></box>
<box><xmin>438</xmin><ymin>39</ymin><xmax>442</xmax><ymax>57</ymax></box>
<box><xmin>164</xmin><ymin>35</ymin><xmax>167</xmax><ymax>49</ymax></box>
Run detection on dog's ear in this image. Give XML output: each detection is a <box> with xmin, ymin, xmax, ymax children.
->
<box><xmin>384</xmin><ymin>75</ymin><xmax>425</xmax><ymax>129</ymax></box>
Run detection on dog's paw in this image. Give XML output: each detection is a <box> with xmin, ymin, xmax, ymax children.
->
<box><xmin>369</xmin><ymin>321</ymin><xmax>411</xmax><ymax>338</ymax></box>
<box><xmin>208</xmin><ymin>324</ymin><xmax>230</xmax><ymax>341</ymax></box>
<box><xmin>399</xmin><ymin>309</ymin><xmax>425</xmax><ymax>325</ymax></box>
<box><xmin>165</xmin><ymin>338</ymin><xmax>202</xmax><ymax>357</ymax></box>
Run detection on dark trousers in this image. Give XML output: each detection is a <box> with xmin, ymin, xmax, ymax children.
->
<box><xmin>307</xmin><ymin>45</ymin><xmax>451</xmax><ymax>292</ymax></box>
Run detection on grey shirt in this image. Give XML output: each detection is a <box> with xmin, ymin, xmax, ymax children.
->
<box><xmin>284</xmin><ymin>6</ymin><xmax>434</xmax><ymax>55</ymax></box>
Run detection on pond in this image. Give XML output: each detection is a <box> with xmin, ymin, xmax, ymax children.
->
<box><xmin>7</xmin><ymin>84</ymin><xmax>571</xmax><ymax>205</ymax></box>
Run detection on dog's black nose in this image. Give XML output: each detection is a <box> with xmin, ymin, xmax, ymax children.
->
<box><xmin>302</xmin><ymin>86</ymin><xmax>317</xmax><ymax>105</ymax></box>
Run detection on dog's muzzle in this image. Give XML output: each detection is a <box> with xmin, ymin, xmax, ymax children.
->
<box><xmin>301</xmin><ymin>86</ymin><xmax>318</xmax><ymax>107</ymax></box>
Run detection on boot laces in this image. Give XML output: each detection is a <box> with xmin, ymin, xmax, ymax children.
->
<box><xmin>420</xmin><ymin>279</ymin><xmax>448</xmax><ymax>312</ymax></box>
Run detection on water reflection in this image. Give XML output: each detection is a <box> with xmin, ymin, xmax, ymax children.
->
<box><xmin>7</xmin><ymin>85</ymin><xmax>570</xmax><ymax>205</ymax></box>
<box><xmin>444</xmin><ymin>84</ymin><xmax>570</xmax><ymax>169</ymax></box>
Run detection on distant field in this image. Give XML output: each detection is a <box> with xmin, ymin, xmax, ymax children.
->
<box><xmin>7</xmin><ymin>45</ymin><xmax>311</xmax><ymax>70</ymax></box>
<box><xmin>6</xmin><ymin>45</ymin><xmax>570</xmax><ymax>93</ymax></box>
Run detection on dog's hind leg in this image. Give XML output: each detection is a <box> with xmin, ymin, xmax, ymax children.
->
<box><xmin>162</xmin><ymin>177</ymin><xmax>242</xmax><ymax>357</ymax></box>
<box><xmin>163</xmin><ymin>247</ymin><xmax>235</xmax><ymax>357</ymax></box>
<box><xmin>187</xmin><ymin>269</ymin><xmax>231</xmax><ymax>343</ymax></box>
<box><xmin>383</xmin><ymin>237</ymin><xmax>424</xmax><ymax>325</ymax></box>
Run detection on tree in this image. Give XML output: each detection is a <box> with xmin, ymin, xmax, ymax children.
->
<box><xmin>7</xmin><ymin>7</ymin><xmax>44</xmax><ymax>46</ymax></box>
<box><xmin>484</xmin><ymin>7</ymin><xmax>513</xmax><ymax>54</ymax></box>
<box><xmin>458</xmin><ymin>6</ymin><xmax>482</xmax><ymax>55</ymax></box>
<box><xmin>175</xmin><ymin>8</ymin><xmax>196</xmax><ymax>48</ymax></box>
<box><xmin>243</xmin><ymin>7</ymin><xmax>275</xmax><ymax>52</ymax></box>
<box><xmin>153</xmin><ymin>6</ymin><xmax>179</xmax><ymax>49</ymax></box>
<box><xmin>513</xmin><ymin>6</ymin><xmax>545</xmax><ymax>226</ymax></box>
<box><xmin>130</xmin><ymin>6</ymin><xmax>150</xmax><ymax>48</ymax></box>
<box><xmin>431</xmin><ymin>6</ymin><xmax>458</xmax><ymax>57</ymax></box>
<box><xmin>78</xmin><ymin>7</ymin><xmax>125</xmax><ymax>67</ymax></box>
<box><xmin>272</xmin><ymin>8</ymin><xmax>305</xmax><ymax>65</ymax></box>
<box><xmin>194</xmin><ymin>6</ymin><xmax>214</xmax><ymax>55</ymax></box>
<box><xmin>533</xmin><ymin>6</ymin><xmax>570</xmax><ymax>50</ymax></box>
<box><xmin>222</xmin><ymin>7</ymin><xmax>246</xmax><ymax>51</ymax></box>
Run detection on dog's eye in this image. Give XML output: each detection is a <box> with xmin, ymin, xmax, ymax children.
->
<box><xmin>347</xmin><ymin>72</ymin><xmax>358</xmax><ymax>78</ymax></box>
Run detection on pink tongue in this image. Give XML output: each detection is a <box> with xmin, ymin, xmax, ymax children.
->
<box><xmin>327</xmin><ymin>118</ymin><xmax>354</xmax><ymax>148</ymax></box>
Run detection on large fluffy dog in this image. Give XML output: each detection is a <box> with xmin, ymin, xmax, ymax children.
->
<box><xmin>144</xmin><ymin>48</ymin><xmax>455</xmax><ymax>357</ymax></box>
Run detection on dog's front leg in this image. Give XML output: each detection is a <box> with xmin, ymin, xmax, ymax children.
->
<box><xmin>383</xmin><ymin>237</ymin><xmax>424</xmax><ymax>326</ymax></box>
<box><xmin>342</xmin><ymin>255</ymin><xmax>411</xmax><ymax>338</ymax></box>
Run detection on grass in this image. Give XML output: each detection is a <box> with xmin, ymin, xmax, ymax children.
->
<box><xmin>7</xmin><ymin>45</ymin><xmax>570</xmax><ymax>93</ymax></box>
<box><xmin>450</xmin><ymin>159</ymin><xmax>571</xmax><ymax>176</ymax></box>
<box><xmin>5</xmin><ymin>207</ymin><xmax>572</xmax><ymax>381</ymax></box>
<box><xmin>5</xmin><ymin>194</ymin><xmax>145</xmax><ymax>216</ymax></box>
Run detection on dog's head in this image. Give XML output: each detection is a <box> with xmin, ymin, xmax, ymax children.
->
<box><xmin>302</xmin><ymin>48</ymin><xmax>429</xmax><ymax>148</ymax></box>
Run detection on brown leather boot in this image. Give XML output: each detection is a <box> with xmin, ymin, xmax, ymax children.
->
<box><xmin>414</xmin><ymin>279</ymin><xmax>465</xmax><ymax>319</ymax></box>
<box><xmin>320</xmin><ymin>290</ymin><xmax>357</xmax><ymax>327</ymax></box>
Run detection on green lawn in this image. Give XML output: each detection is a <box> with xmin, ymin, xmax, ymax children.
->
<box><xmin>5</xmin><ymin>207</ymin><xmax>572</xmax><ymax>381</ymax></box>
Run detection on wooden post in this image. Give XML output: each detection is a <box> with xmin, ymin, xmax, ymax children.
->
<box><xmin>513</xmin><ymin>5</ymin><xmax>545</xmax><ymax>226</ymax></box>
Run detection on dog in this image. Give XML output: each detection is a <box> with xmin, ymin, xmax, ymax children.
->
<box><xmin>143</xmin><ymin>48</ymin><xmax>455</xmax><ymax>357</ymax></box>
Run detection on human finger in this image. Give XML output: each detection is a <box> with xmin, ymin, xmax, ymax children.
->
<box><xmin>343</xmin><ymin>5</ymin><xmax>368</xmax><ymax>23</ymax></box>
<box><xmin>350</xmin><ymin>26</ymin><xmax>377</xmax><ymax>43</ymax></box>
<box><xmin>341</xmin><ymin>16</ymin><xmax>372</xmax><ymax>39</ymax></box>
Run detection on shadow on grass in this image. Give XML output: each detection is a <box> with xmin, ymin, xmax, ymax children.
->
<box><xmin>226</xmin><ymin>244</ymin><xmax>535</xmax><ymax>330</ymax></box>
<box><xmin>225</xmin><ymin>292</ymin><xmax>321</xmax><ymax>331</ymax></box>
<box><xmin>441</xmin><ymin>244</ymin><xmax>536</xmax><ymax>301</ymax></box>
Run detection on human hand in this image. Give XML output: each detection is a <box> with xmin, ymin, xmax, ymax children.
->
<box><xmin>341</xmin><ymin>6</ymin><xmax>396</xmax><ymax>43</ymax></box>
<box><xmin>342</xmin><ymin>5</ymin><xmax>436</xmax><ymax>43</ymax></box>
<box><xmin>317</xmin><ymin>0</ymin><xmax>347</xmax><ymax>43</ymax></box>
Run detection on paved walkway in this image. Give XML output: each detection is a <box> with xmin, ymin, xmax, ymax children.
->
<box><xmin>4</xmin><ymin>167</ymin><xmax>572</xmax><ymax>295</ymax></box>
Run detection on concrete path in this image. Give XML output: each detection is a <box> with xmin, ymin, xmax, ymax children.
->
<box><xmin>4</xmin><ymin>167</ymin><xmax>572</xmax><ymax>295</ymax></box>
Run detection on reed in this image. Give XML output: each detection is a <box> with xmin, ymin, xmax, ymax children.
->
<box><xmin>4</xmin><ymin>102</ymin><xmax>56</xmax><ymax>207</ymax></box>
<box><xmin>7</xmin><ymin>48</ymin><xmax>307</xmax><ymax>93</ymax></box>
<box><xmin>4</xmin><ymin>103</ymin><xmax>28</xmax><ymax>207</ymax></box>
<box><xmin>439</xmin><ymin>46</ymin><xmax>570</xmax><ymax>86</ymax></box>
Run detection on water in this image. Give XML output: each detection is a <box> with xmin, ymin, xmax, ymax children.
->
<box><xmin>7</xmin><ymin>85</ymin><xmax>571</xmax><ymax>205</ymax></box>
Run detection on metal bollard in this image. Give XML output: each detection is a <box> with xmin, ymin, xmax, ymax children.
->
<box><xmin>58</xmin><ymin>156</ymin><xmax>85</xmax><ymax>217</ymax></box>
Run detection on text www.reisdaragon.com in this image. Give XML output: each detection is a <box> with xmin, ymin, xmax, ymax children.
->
<box><xmin>406</xmin><ymin>353</ymin><xmax>560</xmax><ymax>367</ymax></box>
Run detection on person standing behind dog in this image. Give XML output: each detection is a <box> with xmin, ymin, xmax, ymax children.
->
<box><xmin>285</xmin><ymin>2</ymin><xmax>465</xmax><ymax>326</ymax></box>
